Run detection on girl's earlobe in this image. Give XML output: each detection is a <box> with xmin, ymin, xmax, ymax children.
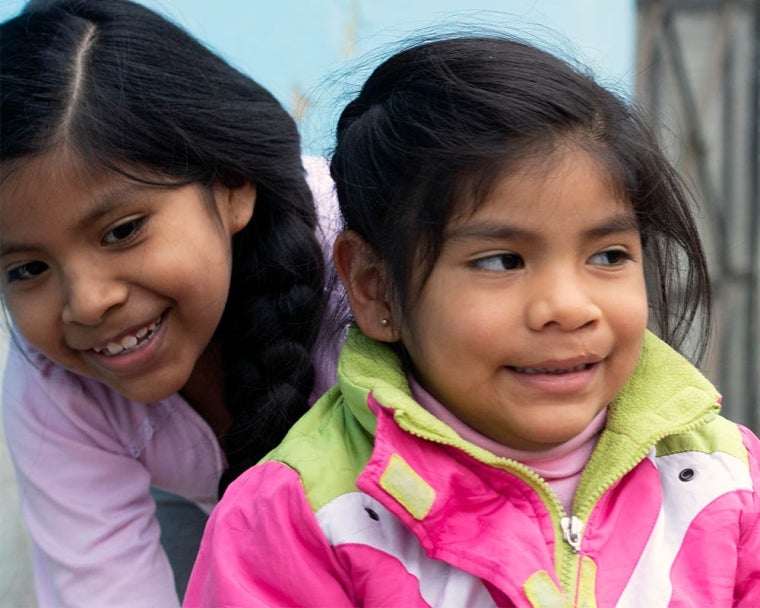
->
<box><xmin>226</xmin><ymin>181</ymin><xmax>256</xmax><ymax>234</ymax></box>
<box><xmin>333</xmin><ymin>231</ymin><xmax>400</xmax><ymax>342</ymax></box>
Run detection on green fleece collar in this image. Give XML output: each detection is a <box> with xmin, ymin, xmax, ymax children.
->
<box><xmin>337</xmin><ymin>326</ymin><xmax>459</xmax><ymax>443</ymax></box>
<box><xmin>607</xmin><ymin>330</ymin><xmax>720</xmax><ymax>439</ymax></box>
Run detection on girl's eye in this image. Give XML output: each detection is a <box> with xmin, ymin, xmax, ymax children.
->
<box><xmin>102</xmin><ymin>217</ymin><xmax>146</xmax><ymax>246</ymax></box>
<box><xmin>589</xmin><ymin>249</ymin><xmax>632</xmax><ymax>266</ymax></box>
<box><xmin>6</xmin><ymin>260</ymin><xmax>49</xmax><ymax>283</ymax></box>
<box><xmin>472</xmin><ymin>252</ymin><xmax>524</xmax><ymax>271</ymax></box>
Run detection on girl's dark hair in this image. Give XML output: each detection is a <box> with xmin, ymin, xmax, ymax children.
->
<box><xmin>1</xmin><ymin>0</ymin><xmax>325</xmax><ymax>495</ymax></box>
<box><xmin>330</xmin><ymin>35</ymin><xmax>712</xmax><ymax>363</ymax></box>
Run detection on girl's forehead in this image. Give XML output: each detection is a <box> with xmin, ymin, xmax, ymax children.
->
<box><xmin>448</xmin><ymin>145</ymin><xmax>630</xmax><ymax>228</ymax></box>
<box><xmin>1</xmin><ymin>149</ymin><xmax>173</xmax><ymax>214</ymax></box>
<box><xmin>3</xmin><ymin>149</ymin><xmax>106</xmax><ymax>197</ymax></box>
<box><xmin>1</xmin><ymin>154</ymin><xmax>88</xmax><ymax>240</ymax></box>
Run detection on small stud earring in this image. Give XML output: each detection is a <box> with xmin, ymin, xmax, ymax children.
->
<box><xmin>380</xmin><ymin>318</ymin><xmax>389</xmax><ymax>327</ymax></box>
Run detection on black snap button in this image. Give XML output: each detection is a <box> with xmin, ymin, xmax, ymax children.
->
<box><xmin>678</xmin><ymin>468</ymin><xmax>695</xmax><ymax>482</ymax></box>
<box><xmin>365</xmin><ymin>507</ymin><xmax>380</xmax><ymax>521</ymax></box>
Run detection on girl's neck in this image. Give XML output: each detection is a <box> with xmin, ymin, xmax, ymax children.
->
<box><xmin>180</xmin><ymin>338</ymin><xmax>232</xmax><ymax>445</ymax></box>
<box><xmin>408</xmin><ymin>374</ymin><xmax>606</xmax><ymax>461</ymax></box>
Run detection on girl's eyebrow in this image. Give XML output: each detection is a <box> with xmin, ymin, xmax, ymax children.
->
<box><xmin>583</xmin><ymin>213</ymin><xmax>640</xmax><ymax>239</ymax></box>
<box><xmin>0</xmin><ymin>242</ymin><xmax>28</xmax><ymax>257</ymax></box>
<box><xmin>446</xmin><ymin>211</ymin><xmax>639</xmax><ymax>243</ymax></box>
<box><xmin>445</xmin><ymin>222</ymin><xmax>531</xmax><ymax>243</ymax></box>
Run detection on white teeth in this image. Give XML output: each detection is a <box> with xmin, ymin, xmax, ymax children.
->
<box><xmin>94</xmin><ymin>318</ymin><xmax>160</xmax><ymax>356</ymax></box>
<box><xmin>122</xmin><ymin>335</ymin><xmax>138</xmax><ymax>349</ymax></box>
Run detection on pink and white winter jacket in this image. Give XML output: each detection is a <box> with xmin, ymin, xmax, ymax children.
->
<box><xmin>185</xmin><ymin>327</ymin><xmax>760</xmax><ymax>607</ymax></box>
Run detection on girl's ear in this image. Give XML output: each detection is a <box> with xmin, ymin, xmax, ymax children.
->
<box><xmin>220</xmin><ymin>181</ymin><xmax>256</xmax><ymax>235</ymax></box>
<box><xmin>333</xmin><ymin>230</ymin><xmax>400</xmax><ymax>343</ymax></box>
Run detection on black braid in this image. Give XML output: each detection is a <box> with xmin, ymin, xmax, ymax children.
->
<box><xmin>217</xmin><ymin>175</ymin><xmax>325</xmax><ymax>496</ymax></box>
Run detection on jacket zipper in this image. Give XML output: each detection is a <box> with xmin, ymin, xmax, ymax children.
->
<box><xmin>560</xmin><ymin>515</ymin><xmax>584</xmax><ymax>553</ymax></box>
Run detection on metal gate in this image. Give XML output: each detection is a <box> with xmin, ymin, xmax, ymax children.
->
<box><xmin>636</xmin><ymin>0</ymin><xmax>759</xmax><ymax>430</ymax></box>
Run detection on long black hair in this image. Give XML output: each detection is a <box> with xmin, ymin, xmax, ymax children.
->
<box><xmin>330</xmin><ymin>35</ymin><xmax>712</xmax><ymax>363</ymax></box>
<box><xmin>1</xmin><ymin>0</ymin><xmax>325</xmax><ymax>495</ymax></box>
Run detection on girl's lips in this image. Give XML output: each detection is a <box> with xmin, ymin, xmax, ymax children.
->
<box><xmin>88</xmin><ymin>313</ymin><xmax>168</xmax><ymax>375</ymax></box>
<box><xmin>506</xmin><ymin>360</ymin><xmax>601</xmax><ymax>393</ymax></box>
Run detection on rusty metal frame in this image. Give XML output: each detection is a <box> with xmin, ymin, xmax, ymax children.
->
<box><xmin>637</xmin><ymin>0</ymin><xmax>759</xmax><ymax>429</ymax></box>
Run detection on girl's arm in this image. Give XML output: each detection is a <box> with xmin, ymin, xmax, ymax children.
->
<box><xmin>184</xmin><ymin>460</ymin><xmax>355</xmax><ymax>608</ymax></box>
<box><xmin>735</xmin><ymin>425</ymin><xmax>760</xmax><ymax>606</ymax></box>
<box><xmin>2</xmin><ymin>339</ymin><xmax>180</xmax><ymax>608</ymax></box>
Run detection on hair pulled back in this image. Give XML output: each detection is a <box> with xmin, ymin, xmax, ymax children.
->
<box><xmin>330</xmin><ymin>35</ymin><xmax>711</xmax><ymax>362</ymax></box>
<box><xmin>1</xmin><ymin>0</ymin><xmax>325</xmax><ymax>495</ymax></box>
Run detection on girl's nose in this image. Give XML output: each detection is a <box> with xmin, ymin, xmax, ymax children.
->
<box><xmin>61</xmin><ymin>271</ymin><xmax>128</xmax><ymax>326</ymax></box>
<box><xmin>526</xmin><ymin>272</ymin><xmax>602</xmax><ymax>332</ymax></box>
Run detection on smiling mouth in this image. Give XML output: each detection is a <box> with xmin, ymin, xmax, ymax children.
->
<box><xmin>93</xmin><ymin>317</ymin><xmax>162</xmax><ymax>356</ymax></box>
<box><xmin>510</xmin><ymin>363</ymin><xmax>594</xmax><ymax>375</ymax></box>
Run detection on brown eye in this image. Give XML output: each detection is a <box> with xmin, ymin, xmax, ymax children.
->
<box><xmin>473</xmin><ymin>253</ymin><xmax>523</xmax><ymax>271</ymax></box>
<box><xmin>589</xmin><ymin>249</ymin><xmax>632</xmax><ymax>266</ymax></box>
<box><xmin>102</xmin><ymin>217</ymin><xmax>146</xmax><ymax>245</ymax></box>
<box><xmin>7</xmin><ymin>260</ymin><xmax>48</xmax><ymax>283</ymax></box>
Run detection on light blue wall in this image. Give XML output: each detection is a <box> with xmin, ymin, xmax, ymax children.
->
<box><xmin>0</xmin><ymin>0</ymin><xmax>635</xmax><ymax>154</ymax></box>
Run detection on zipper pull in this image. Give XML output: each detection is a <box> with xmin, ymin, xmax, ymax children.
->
<box><xmin>560</xmin><ymin>515</ymin><xmax>584</xmax><ymax>553</ymax></box>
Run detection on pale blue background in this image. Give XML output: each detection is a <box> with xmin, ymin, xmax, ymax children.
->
<box><xmin>0</xmin><ymin>0</ymin><xmax>635</xmax><ymax>154</ymax></box>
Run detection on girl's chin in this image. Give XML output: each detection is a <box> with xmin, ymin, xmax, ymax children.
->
<box><xmin>104</xmin><ymin>377</ymin><xmax>185</xmax><ymax>404</ymax></box>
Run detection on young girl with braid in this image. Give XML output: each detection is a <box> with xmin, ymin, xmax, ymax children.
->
<box><xmin>186</xmin><ymin>35</ymin><xmax>760</xmax><ymax>607</ymax></box>
<box><xmin>0</xmin><ymin>1</ymin><xmax>342</xmax><ymax>606</ymax></box>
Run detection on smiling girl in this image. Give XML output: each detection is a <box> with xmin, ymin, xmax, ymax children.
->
<box><xmin>185</xmin><ymin>35</ymin><xmax>760</xmax><ymax>607</ymax></box>
<box><xmin>0</xmin><ymin>1</ymin><xmax>341</xmax><ymax>606</ymax></box>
